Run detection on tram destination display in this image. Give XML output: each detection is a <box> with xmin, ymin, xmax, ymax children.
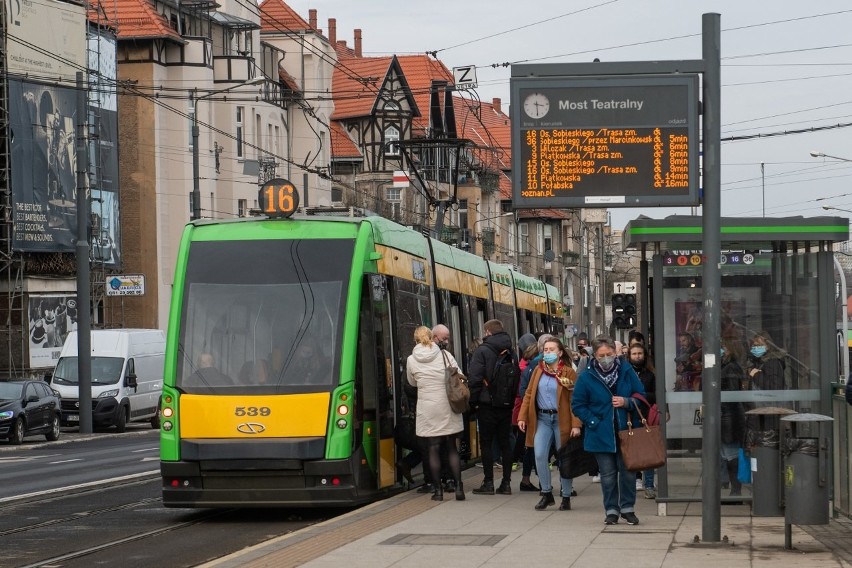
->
<box><xmin>511</xmin><ymin>75</ymin><xmax>699</xmax><ymax>208</ymax></box>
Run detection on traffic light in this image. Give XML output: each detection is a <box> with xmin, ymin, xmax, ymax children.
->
<box><xmin>612</xmin><ymin>293</ymin><xmax>637</xmax><ymax>329</ymax></box>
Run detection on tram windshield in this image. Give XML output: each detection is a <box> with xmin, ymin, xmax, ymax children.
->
<box><xmin>176</xmin><ymin>238</ymin><xmax>354</xmax><ymax>394</ymax></box>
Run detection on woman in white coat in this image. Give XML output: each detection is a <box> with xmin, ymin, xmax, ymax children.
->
<box><xmin>407</xmin><ymin>326</ymin><xmax>465</xmax><ymax>501</ymax></box>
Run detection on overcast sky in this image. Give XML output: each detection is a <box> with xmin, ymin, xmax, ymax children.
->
<box><xmin>287</xmin><ymin>0</ymin><xmax>852</xmax><ymax>230</ymax></box>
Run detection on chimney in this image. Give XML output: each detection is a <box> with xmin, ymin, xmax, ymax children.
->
<box><xmin>354</xmin><ymin>28</ymin><xmax>362</xmax><ymax>57</ymax></box>
<box><xmin>337</xmin><ymin>40</ymin><xmax>348</xmax><ymax>50</ymax></box>
<box><xmin>492</xmin><ymin>98</ymin><xmax>502</xmax><ymax>114</ymax></box>
<box><xmin>328</xmin><ymin>18</ymin><xmax>336</xmax><ymax>46</ymax></box>
<box><xmin>308</xmin><ymin>9</ymin><xmax>317</xmax><ymax>30</ymax></box>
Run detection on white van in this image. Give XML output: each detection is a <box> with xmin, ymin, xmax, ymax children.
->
<box><xmin>50</xmin><ymin>329</ymin><xmax>165</xmax><ymax>431</ymax></box>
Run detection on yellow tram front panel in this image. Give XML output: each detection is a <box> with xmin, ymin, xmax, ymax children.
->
<box><xmin>179</xmin><ymin>393</ymin><xmax>330</xmax><ymax>438</ymax></box>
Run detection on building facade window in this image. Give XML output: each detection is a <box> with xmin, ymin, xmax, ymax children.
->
<box><xmin>236</xmin><ymin>106</ymin><xmax>244</xmax><ymax>158</ymax></box>
<box><xmin>384</xmin><ymin>125</ymin><xmax>400</xmax><ymax>156</ymax></box>
<box><xmin>255</xmin><ymin>113</ymin><xmax>261</xmax><ymax>159</ymax></box>
<box><xmin>238</xmin><ymin>199</ymin><xmax>247</xmax><ymax>217</ymax></box>
<box><xmin>519</xmin><ymin>222</ymin><xmax>529</xmax><ymax>254</ymax></box>
<box><xmin>386</xmin><ymin>186</ymin><xmax>401</xmax><ymax>220</ymax></box>
<box><xmin>543</xmin><ymin>224</ymin><xmax>553</xmax><ymax>253</ymax></box>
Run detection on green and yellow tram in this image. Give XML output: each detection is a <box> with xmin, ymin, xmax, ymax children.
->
<box><xmin>160</xmin><ymin>208</ymin><xmax>563</xmax><ymax>508</ymax></box>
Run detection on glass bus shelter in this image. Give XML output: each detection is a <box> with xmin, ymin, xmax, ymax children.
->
<box><xmin>622</xmin><ymin>215</ymin><xmax>849</xmax><ymax>505</ymax></box>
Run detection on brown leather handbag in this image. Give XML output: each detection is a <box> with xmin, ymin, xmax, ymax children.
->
<box><xmin>618</xmin><ymin>398</ymin><xmax>666</xmax><ymax>472</ymax></box>
<box><xmin>442</xmin><ymin>350</ymin><xmax>470</xmax><ymax>414</ymax></box>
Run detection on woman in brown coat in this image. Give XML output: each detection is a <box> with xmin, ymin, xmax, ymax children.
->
<box><xmin>518</xmin><ymin>337</ymin><xmax>581</xmax><ymax>511</ymax></box>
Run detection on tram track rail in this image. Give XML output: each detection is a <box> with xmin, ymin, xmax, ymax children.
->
<box><xmin>17</xmin><ymin>508</ymin><xmax>235</xmax><ymax>568</ymax></box>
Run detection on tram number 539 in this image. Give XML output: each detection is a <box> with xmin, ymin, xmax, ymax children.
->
<box><xmin>235</xmin><ymin>406</ymin><xmax>271</xmax><ymax>417</ymax></box>
<box><xmin>259</xmin><ymin>178</ymin><xmax>300</xmax><ymax>218</ymax></box>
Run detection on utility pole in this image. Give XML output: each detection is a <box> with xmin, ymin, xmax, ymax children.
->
<box><xmin>75</xmin><ymin>71</ymin><xmax>92</xmax><ymax>434</ymax></box>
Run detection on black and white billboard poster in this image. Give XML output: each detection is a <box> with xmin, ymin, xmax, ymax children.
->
<box><xmin>91</xmin><ymin>189</ymin><xmax>120</xmax><ymax>264</ymax></box>
<box><xmin>9</xmin><ymin>79</ymin><xmax>79</xmax><ymax>251</ymax></box>
<box><xmin>28</xmin><ymin>294</ymin><xmax>78</xmax><ymax>368</ymax></box>
<box><xmin>88</xmin><ymin>32</ymin><xmax>121</xmax><ymax>266</ymax></box>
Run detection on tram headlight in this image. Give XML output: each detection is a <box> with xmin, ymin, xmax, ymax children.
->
<box><xmin>337</xmin><ymin>404</ymin><xmax>349</xmax><ymax>416</ymax></box>
<box><xmin>162</xmin><ymin>407</ymin><xmax>174</xmax><ymax>418</ymax></box>
<box><xmin>162</xmin><ymin>421</ymin><xmax>173</xmax><ymax>431</ymax></box>
<box><xmin>336</xmin><ymin>418</ymin><xmax>347</xmax><ymax>429</ymax></box>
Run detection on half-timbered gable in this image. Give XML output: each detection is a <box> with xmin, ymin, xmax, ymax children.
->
<box><xmin>332</xmin><ymin>56</ymin><xmax>418</xmax><ymax>173</ymax></box>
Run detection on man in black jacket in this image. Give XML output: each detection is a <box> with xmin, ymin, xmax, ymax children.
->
<box><xmin>468</xmin><ymin>319</ymin><xmax>514</xmax><ymax>495</ymax></box>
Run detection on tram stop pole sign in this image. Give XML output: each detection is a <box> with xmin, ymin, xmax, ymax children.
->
<box><xmin>510</xmin><ymin>70</ymin><xmax>700</xmax><ymax>209</ymax></box>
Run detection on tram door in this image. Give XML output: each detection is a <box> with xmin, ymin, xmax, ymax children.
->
<box><xmin>360</xmin><ymin>275</ymin><xmax>398</xmax><ymax>489</ymax></box>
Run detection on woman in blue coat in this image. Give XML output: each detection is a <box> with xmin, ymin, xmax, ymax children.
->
<box><xmin>572</xmin><ymin>335</ymin><xmax>645</xmax><ymax>526</ymax></box>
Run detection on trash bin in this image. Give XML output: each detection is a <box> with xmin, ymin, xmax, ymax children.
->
<box><xmin>746</xmin><ymin>407</ymin><xmax>796</xmax><ymax>517</ymax></box>
<box><xmin>781</xmin><ymin>413</ymin><xmax>834</xmax><ymax>526</ymax></box>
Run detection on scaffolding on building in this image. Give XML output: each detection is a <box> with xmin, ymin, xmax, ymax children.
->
<box><xmin>0</xmin><ymin>0</ymin><xmax>122</xmax><ymax>379</ymax></box>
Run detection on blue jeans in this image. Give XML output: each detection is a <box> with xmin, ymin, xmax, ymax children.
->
<box><xmin>643</xmin><ymin>468</ymin><xmax>655</xmax><ymax>489</ymax></box>
<box><xmin>594</xmin><ymin>451</ymin><xmax>636</xmax><ymax>516</ymax></box>
<box><xmin>534</xmin><ymin>412</ymin><xmax>573</xmax><ymax>497</ymax></box>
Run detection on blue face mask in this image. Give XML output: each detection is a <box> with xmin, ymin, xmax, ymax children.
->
<box><xmin>542</xmin><ymin>353</ymin><xmax>559</xmax><ymax>365</ymax></box>
<box><xmin>751</xmin><ymin>345</ymin><xmax>767</xmax><ymax>358</ymax></box>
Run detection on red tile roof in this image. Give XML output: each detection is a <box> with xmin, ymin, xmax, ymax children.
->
<box><xmin>454</xmin><ymin>96</ymin><xmax>513</xmax><ymax>198</ymax></box>
<box><xmin>396</xmin><ymin>55</ymin><xmax>453</xmax><ymax>133</ymax></box>
<box><xmin>107</xmin><ymin>0</ymin><xmax>183</xmax><ymax>41</ymax></box>
<box><xmin>331</xmin><ymin>56</ymin><xmax>395</xmax><ymax>120</ymax></box>
<box><xmin>331</xmin><ymin>121</ymin><xmax>361</xmax><ymax>159</ymax></box>
<box><xmin>278</xmin><ymin>66</ymin><xmax>301</xmax><ymax>93</ymax></box>
<box><xmin>87</xmin><ymin>0</ymin><xmax>119</xmax><ymax>30</ymax></box>
<box><xmin>259</xmin><ymin>0</ymin><xmax>313</xmax><ymax>34</ymax></box>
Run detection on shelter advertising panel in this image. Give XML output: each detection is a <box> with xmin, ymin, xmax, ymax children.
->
<box><xmin>28</xmin><ymin>294</ymin><xmax>78</xmax><ymax>368</ymax></box>
<box><xmin>9</xmin><ymin>80</ymin><xmax>78</xmax><ymax>251</ymax></box>
<box><xmin>511</xmin><ymin>75</ymin><xmax>699</xmax><ymax>208</ymax></box>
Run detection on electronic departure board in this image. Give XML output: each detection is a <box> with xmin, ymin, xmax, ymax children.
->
<box><xmin>510</xmin><ymin>75</ymin><xmax>699</xmax><ymax>209</ymax></box>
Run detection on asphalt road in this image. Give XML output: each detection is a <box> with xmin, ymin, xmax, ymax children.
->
<box><xmin>0</xmin><ymin>425</ymin><xmax>350</xmax><ymax>568</ymax></box>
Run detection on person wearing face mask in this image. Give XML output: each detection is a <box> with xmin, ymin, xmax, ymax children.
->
<box><xmin>518</xmin><ymin>337</ymin><xmax>581</xmax><ymax>511</ymax></box>
<box><xmin>572</xmin><ymin>334</ymin><xmax>646</xmax><ymax>526</ymax></box>
<box><xmin>745</xmin><ymin>331</ymin><xmax>785</xmax><ymax>392</ymax></box>
<box><xmin>628</xmin><ymin>344</ymin><xmax>657</xmax><ymax>499</ymax></box>
<box><xmin>573</xmin><ymin>333</ymin><xmax>591</xmax><ymax>373</ymax></box>
<box><xmin>432</xmin><ymin>324</ymin><xmax>452</xmax><ymax>353</ymax></box>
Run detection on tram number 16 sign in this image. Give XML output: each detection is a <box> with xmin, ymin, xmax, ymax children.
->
<box><xmin>259</xmin><ymin>178</ymin><xmax>300</xmax><ymax>218</ymax></box>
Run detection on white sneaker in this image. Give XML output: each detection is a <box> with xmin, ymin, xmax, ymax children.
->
<box><xmin>592</xmin><ymin>475</ymin><xmax>601</xmax><ymax>483</ymax></box>
<box><xmin>636</xmin><ymin>479</ymin><xmax>644</xmax><ymax>490</ymax></box>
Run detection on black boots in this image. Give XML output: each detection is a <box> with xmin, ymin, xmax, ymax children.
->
<box><xmin>535</xmin><ymin>491</ymin><xmax>555</xmax><ymax>510</ymax></box>
<box><xmin>559</xmin><ymin>496</ymin><xmax>571</xmax><ymax>510</ymax></box>
<box><xmin>455</xmin><ymin>481</ymin><xmax>465</xmax><ymax>501</ymax></box>
<box><xmin>495</xmin><ymin>480</ymin><xmax>512</xmax><ymax>495</ymax></box>
<box><xmin>472</xmin><ymin>479</ymin><xmax>495</xmax><ymax>495</ymax></box>
<box><xmin>432</xmin><ymin>487</ymin><xmax>444</xmax><ymax>501</ymax></box>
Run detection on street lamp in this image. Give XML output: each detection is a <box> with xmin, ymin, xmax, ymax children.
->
<box><xmin>810</xmin><ymin>151</ymin><xmax>852</xmax><ymax>163</ymax></box>
<box><xmin>192</xmin><ymin>76</ymin><xmax>265</xmax><ymax>220</ymax></box>
<box><xmin>823</xmin><ymin>205</ymin><xmax>852</xmax><ymax>214</ymax></box>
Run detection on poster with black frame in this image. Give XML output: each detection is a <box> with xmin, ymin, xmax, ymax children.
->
<box><xmin>9</xmin><ymin>79</ymin><xmax>79</xmax><ymax>251</ymax></box>
<box><xmin>28</xmin><ymin>294</ymin><xmax>78</xmax><ymax>368</ymax></box>
<box><xmin>87</xmin><ymin>31</ymin><xmax>121</xmax><ymax>266</ymax></box>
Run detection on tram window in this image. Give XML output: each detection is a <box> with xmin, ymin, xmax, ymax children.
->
<box><xmin>176</xmin><ymin>239</ymin><xmax>353</xmax><ymax>393</ymax></box>
<box><xmin>494</xmin><ymin>302</ymin><xmax>516</xmax><ymax>342</ymax></box>
<box><xmin>392</xmin><ymin>278</ymin><xmax>432</xmax><ymax>363</ymax></box>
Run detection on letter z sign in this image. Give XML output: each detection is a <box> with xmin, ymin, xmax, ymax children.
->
<box><xmin>453</xmin><ymin>65</ymin><xmax>478</xmax><ymax>91</ymax></box>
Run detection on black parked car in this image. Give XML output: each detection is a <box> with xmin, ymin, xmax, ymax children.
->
<box><xmin>0</xmin><ymin>380</ymin><xmax>61</xmax><ymax>444</ymax></box>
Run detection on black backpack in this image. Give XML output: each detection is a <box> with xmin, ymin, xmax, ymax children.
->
<box><xmin>486</xmin><ymin>348</ymin><xmax>521</xmax><ymax>408</ymax></box>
